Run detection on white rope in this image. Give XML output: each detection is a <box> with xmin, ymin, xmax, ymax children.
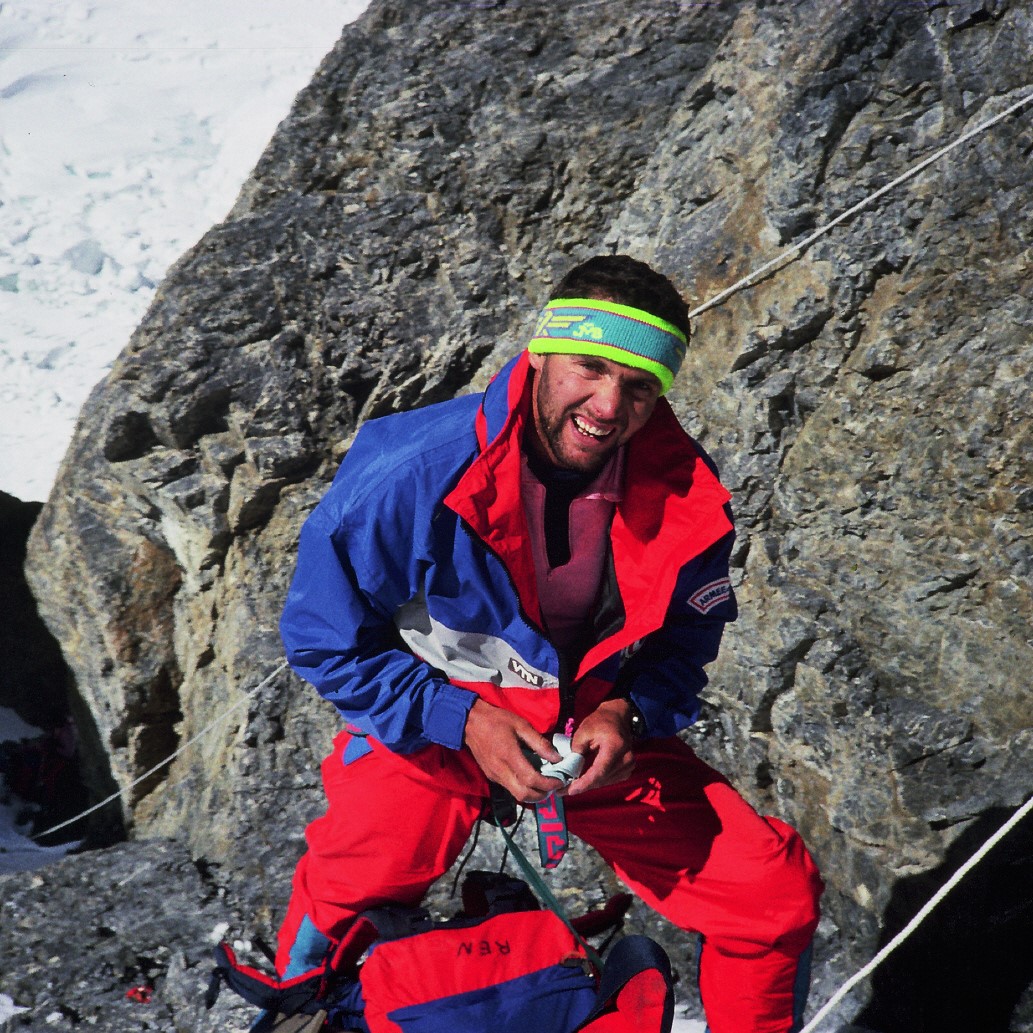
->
<box><xmin>688</xmin><ymin>89</ymin><xmax>1033</xmax><ymax>319</ymax></box>
<box><xmin>799</xmin><ymin>792</ymin><xmax>1033</xmax><ymax>1033</ymax></box>
<box><xmin>29</xmin><ymin>660</ymin><xmax>289</xmax><ymax>843</ymax></box>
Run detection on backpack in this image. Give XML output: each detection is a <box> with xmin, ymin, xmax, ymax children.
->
<box><xmin>206</xmin><ymin>872</ymin><xmax>674</xmax><ymax>1033</ymax></box>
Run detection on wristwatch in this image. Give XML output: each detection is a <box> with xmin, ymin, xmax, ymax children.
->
<box><xmin>626</xmin><ymin>700</ymin><xmax>647</xmax><ymax>739</ymax></box>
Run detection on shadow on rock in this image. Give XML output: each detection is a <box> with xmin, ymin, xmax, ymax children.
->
<box><xmin>0</xmin><ymin>490</ymin><xmax>123</xmax><ymax>852</ymax></box>
<box><xmin>858</xmin><ymin>806</ymin><xmax>1033</xmax><ymax>1033</ymax></box>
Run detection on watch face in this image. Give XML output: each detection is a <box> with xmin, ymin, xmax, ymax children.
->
<box><xmin>629</xmin><ymin>705</ymin><xmax>646</xmax><ymax>737</ymax></box>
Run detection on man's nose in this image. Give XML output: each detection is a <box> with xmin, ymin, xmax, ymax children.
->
<box><xmin>589</xmin><ymin>377</ymin><xmax>623</xmax><ymax>420</ymax></box>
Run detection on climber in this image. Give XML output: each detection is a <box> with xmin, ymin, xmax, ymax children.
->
<box><xmin>275</xmin><ymin>254</ymin><xmax>823</xmax><ymax>1033</ymax></box>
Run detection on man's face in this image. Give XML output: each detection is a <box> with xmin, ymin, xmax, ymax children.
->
<box><xmin>526</xmin><ymin>351</ymin><xmax>662</xmax><ymax>473</ymax></box>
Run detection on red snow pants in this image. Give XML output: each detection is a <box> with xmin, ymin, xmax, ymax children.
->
<box><xmin>276</xmin><ymin>731</ymin><xmax>823</xmax><ymax>1033</ymax></box>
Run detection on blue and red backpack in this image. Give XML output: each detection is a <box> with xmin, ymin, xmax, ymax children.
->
<box><xmin>207</xmin><ymin>872</ymin><xmax>675</xmax><ymax>1033</ymax></box>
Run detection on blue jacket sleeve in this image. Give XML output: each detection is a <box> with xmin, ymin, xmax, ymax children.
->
<box><xmin>279</xmin><ymin>477</ymin><xmax>476</xmax><ymax>755</ymax></box>
<box><xmin>617</xmin><ymin>528</ymin><xmax>737</xmax><ymax>737</ymax></box>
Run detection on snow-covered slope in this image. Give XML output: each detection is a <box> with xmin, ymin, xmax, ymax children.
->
<box><xmin>0</xmin><ymin>0</ymin><xmax>368</xmax><ymax>502</ymax></box>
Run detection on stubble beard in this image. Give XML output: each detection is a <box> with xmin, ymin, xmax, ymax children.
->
<box><xmin>536</xmin><ymin>394</ymin><xmax>619</xmax><ymax>475</ymax></box>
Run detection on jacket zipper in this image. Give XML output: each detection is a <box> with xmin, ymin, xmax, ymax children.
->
<box><xmin>462</xmin><ymin>517</ymin><xmax>573</xmax><ymax>733</ymax></box>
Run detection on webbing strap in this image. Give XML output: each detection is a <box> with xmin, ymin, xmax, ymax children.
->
<box><xmin>492</xmin><ymin>800</ymin><xmax>603</xmax><ymax>971</ymax></box>
<box><xmin>534</xmin><ymin>793</ymin><xmax>569</xmax><ymax>868</ymax></box>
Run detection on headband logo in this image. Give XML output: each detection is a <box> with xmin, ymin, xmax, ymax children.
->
<box><xmin>534</xmin><ymin>310</ymin><xmax>607</xmax><ymax>342</ymax></box>
<box><xmin>534</xmin><ymin>310</ymin><xmax>584</xmax><ymax>336</ymax></box>
<box><xmin>571</xmin><ymin>320</ymin><xmax>604</xmax><ymax>341</ymax></box>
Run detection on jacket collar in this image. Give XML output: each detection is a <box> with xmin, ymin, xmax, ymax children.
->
<box><xmin>446</xmin><ymin>353</ymin><xmax>541</xmax><ymax>623</ymax></box>
<box><xmin>445</xmin><ymin>352</ymin><xmax>733</xmax><ymax>661</ymax></box>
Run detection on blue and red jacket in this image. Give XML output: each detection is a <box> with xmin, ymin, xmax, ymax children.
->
<box><xmin>280</xmin><ymin>351</ymin><xmax>736</xmax><ymax>760</ymax></box>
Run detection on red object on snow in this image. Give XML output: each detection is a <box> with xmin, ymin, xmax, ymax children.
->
<box><xmin>126</xmin><ymin>985</ymin><xmax>153</xmax><ymax>1004</ymax></box>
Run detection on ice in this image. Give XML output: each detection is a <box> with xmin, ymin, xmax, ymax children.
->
<box><xmin>0</xmin><ymin>994</ymin><xmax>30</xmax><ymax>1023</ymax></box>
<box><xmin>0</xmin><ymin>0</ymin><xmax>370</xmax><ymax>502</ymax></box>
<box><xmin>0</xmin><ymin>706</ymin><xmax>41</xmax><ymax>743</ymax></box>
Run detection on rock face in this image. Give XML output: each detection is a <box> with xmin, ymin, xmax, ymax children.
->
<box><xmin>0</xmin><ymin>841</ymin><xmax>259</xmax><ymax>1033</ymax></box>
<box><xmin>9</xmin><ymin>0</ymin><xmax>1033</xmax><ymax>1029</ymax></box>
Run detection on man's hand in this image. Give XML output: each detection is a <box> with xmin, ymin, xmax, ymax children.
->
<box><xmin>567</xmin><ymin>698</ymin><xmax>637</xmax><ymax>796</ymax></box>
<box><xmin>464</xmin><ymin>698</ymin><xmax>564</xmax><ymax>803</ymax></box>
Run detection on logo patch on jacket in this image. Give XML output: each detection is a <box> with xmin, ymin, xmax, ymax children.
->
<box><xmin>509</xmin><ymin>657</ymin><xmax>545</xmax><ymax>687</ymax></box>
<box><xmin>688</xmin><ymin>578</ymin><xmax>731</xmax><ymax>614</ymax></box>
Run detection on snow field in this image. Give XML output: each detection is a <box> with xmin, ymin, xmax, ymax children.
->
<box><xmin>0</xmin><ymin>0</ymin><xmax>368</xmax><ymax>501</ymax></box>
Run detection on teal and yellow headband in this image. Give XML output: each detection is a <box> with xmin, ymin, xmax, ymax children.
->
<box><xmin>527</xmin><ymin>297</ymin><xmax>687</xmax><ymax>394</ymax></box>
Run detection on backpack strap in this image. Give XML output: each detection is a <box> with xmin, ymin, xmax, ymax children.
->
<box><xmin>576</xmin><ymin>935</ymin><xmax>675</xmax><ymax>1033</ymax></box>
<box><xmin>205</xmin><ymin>942</ymin><xmax>327</xmax><ymax>1015</ymax></box>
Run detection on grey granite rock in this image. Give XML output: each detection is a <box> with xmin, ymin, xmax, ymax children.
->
<box><xmin>0</xmin><ymin>840</ymin><xmax>259</xmax><ymax>1033</ymax></box>
<box><xmin>7</xmin><ymin>0</ymin><xmax>1033</xmax><ymax>1029</ymax></box>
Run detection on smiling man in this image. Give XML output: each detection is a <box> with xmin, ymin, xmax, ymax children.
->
<box><xmin>275</xmin><ymin>255</ymin><xmax>823</xmax><ymax>1033</ymax></box>
<box><xmin>525</xmin><ymin>297</ymin><xmax>674</xmax><ymax>472</ymax></box>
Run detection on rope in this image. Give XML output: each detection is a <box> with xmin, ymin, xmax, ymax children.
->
<box><xmin>680</xmin><ymin>86</ymin><xmax>1033</xmax><ymax>1027</ymax></box>
<box><xmin>687</xmin><ymin>88</ymin><xmax>1033</xmax><ymax>320</ymax></box>
<box><xmin>799</xmin><ymin>792</ymin><xmax>1033</xmax><ymax>1033</ymax></box>
<box><xmin>29</xmin><ymin>660</ymin><xmax>289</xmax><ymax>843</ymax></box>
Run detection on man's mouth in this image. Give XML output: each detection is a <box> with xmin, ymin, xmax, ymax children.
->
<box><xmin>572</xmin><ymin>414</ymin><xmax>616</xmax><ymax>441</ymax></box>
